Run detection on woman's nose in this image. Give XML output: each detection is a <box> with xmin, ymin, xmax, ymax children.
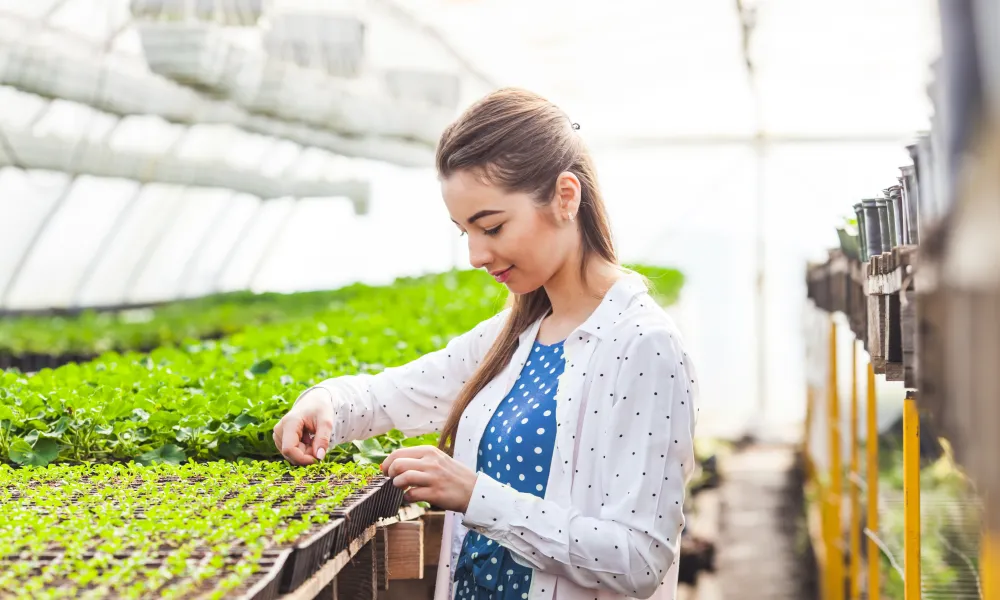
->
<box><xmin>467</xmin><ymin>236</ymin><xmax>493</xmax><ymax>270</ymax></box>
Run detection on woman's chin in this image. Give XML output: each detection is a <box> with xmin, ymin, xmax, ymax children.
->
<box><xmin>503</xmin><ymin>277</ymin><xmax>542</xmax><ymax>296</ymax></box>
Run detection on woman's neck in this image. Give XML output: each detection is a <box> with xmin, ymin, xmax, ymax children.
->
<box><xmin>543</xmin><ymin>255</ymin><xmax>623</xmax><ymax>324</ymax></box>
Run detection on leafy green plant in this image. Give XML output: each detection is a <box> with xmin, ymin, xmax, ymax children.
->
<box><xmin>0</xmin><ymin>288</ymin><xmax>362</xmax><ymax>359</ymax></box>
<box><xmin>1</xmin><ymin>265</ymin><xmax>684</xmax><ymax>466</ymax></box>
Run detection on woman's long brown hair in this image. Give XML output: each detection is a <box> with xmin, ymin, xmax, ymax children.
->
<box><xmin>435</xmin><ymin>87</ymin><xmax>620</xmax><ymax>456</ymax></box>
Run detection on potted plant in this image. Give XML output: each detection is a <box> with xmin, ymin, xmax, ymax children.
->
<box><xmin>836</xmin><ymin>217</ymin><xmax>861</xmax><ymax>262</ymax></box>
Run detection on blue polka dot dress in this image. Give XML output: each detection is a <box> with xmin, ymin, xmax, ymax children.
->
<box><xmin>454</xmin><ymin>338</ymin><xmax>566</xmax><ymax>600</ymax></box>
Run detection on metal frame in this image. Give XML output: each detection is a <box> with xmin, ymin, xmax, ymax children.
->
<box><xmin>210</xmin><ymin>197</ymin><xmax>265</xmax><ymax>294</ymax></box>
<box><xmin>246</xmin><ymin>198</ymin><xmax>300</xmax><ymax>291</ymax></box>
<box><xmin>0</xmin><ymin>176</ymin><xmax>76</xmax><ymax>308</ymax></box>
<box><xmin>175</xmin><ymin>190</ymin><xmax>240</xmax><ymax>298</ymax></box>
<box><xmin>806</xmin><ymin>288</ymin><xmax>924</xmax><ymax>600</ymax></box>
<box><xmin>68</xmin><ymin>184</ymin><xmax>145</xmax><ymax>308</ymax></box>
<box><xmin>0</xmin><ymin>8</ymin><xmax>440</xmax><ymax>167</ymax></box>
<box><xmin>24</xmin><ymin>101</ymin><xmax>54</xmax><ymax>130</ymax></box>
<box><xmin>119</xmin><ymin>187</ymin><xmax>191</xmax><ymax>305</ymax></box>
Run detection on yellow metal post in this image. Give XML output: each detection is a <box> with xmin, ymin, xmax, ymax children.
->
<box><xmin>983</xmin><ymin>525</ymin><xmax>999</xmax><ymax>600</ymax></box>
<box><xmin>903</xmin><ymin>391</ymin><xmax>921</xmax><ymax>600</ymax></box>
<box><xmin>866</xmin><ymin>362</ymin><xmax>880</xmax><ymax>600</ymax></box>
<box><xmin>849</xmin><ymin>341</ymin><xmax>861</xmax><ymax>599</ymax></box>
<box><xmin>828</xmin><ymin>319</ymin><xmax>844</xmax><ymax>600</ymax></box>
<box><xmin>805</xmin><ymin>385</ymin><xmax>815</xmax><ymax>483</ymax></box>
<box><xmin>821</xmin><ymin>490</ymin><xmax>832</xmax><ymax>600</ymax></box>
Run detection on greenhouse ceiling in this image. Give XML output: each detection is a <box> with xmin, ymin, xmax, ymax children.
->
<box><xmin>0</xmin><ymin>0</ymin><xmax>941</xmax><ymax>311</ymax></box>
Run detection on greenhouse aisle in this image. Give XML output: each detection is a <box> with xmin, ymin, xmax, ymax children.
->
<box><xmin>692</xmin><ymin>443</ymin><xmax>817</xmax><ymax>600</ymax></box>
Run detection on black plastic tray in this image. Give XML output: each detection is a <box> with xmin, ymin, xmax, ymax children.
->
<box><xmin>240</xmin><ymin>548</ymin><xmax>293</xmax><ymax>600</ymax></box>
<box><xmin>278</xmin><ymin>517</ymin><xmax>345</xmax><ymax>593</ymax></box>
<box><xmin>329</xmin><ymin>476</ymin><xmax>405</xmax><ymax>557</ymax></box>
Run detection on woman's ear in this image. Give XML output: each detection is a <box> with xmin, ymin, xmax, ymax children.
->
<box><xmin>554</xmin><ymin>171</ymin><xmax>582</xmax><ymax>222</ymax></box>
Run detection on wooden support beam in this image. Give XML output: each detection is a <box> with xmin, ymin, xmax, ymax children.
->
<box><xmin>868</xmin><ymin>294</ymin><xmax>886</xmax><ymax>372</ymax></box>
<box><xmin>386</xmin><ymin>521</ymin><xmax>424</xmax><ymax>580</ymax></box>
<box><xmin>381</xmin><ymin>568</ymin><xmax>437</xmax><ymax>600</ymax></box>
<box><xmin>423</xmin><ymin>511</ymin><xmax>445</xmax><ymax>567</ymax></box>
<box><xmin>375</xmin><ymin>527</ymin><xmax>390</xmax><ymax>591</ymax></box>
<box><xmin>338</xmin><ymin>538</ymin><xmax>378</xmax><ymax>600</ymax></box>
<box><xmin>901</xmin><ymin>289</ymin><xmax>918</xmax><ymax>388</ymax></box>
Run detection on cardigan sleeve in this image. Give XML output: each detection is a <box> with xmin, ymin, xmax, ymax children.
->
<box><xmin>294</xmin><ymin>309</ymin><xmax>510</xmax><ymax>445</ymax></box>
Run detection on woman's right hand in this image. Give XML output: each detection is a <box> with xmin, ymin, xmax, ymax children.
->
<box><xmin>273</xmin><ymin>389</ymin><xmax>336</xmax><ymax>465</ymax></box>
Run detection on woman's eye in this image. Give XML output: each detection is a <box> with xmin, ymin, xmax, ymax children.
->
<box><xmin>484</xmin><ymin>225</ymin><xmax>503</xmax><ymax>236</ymax></box>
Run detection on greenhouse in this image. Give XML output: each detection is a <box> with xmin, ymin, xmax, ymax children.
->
<box><xmin>1</xmin><ymin>0</ymin><xmax>998</xmax><ymax>599</ymax></box>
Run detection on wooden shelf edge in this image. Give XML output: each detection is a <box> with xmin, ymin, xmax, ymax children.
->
<box><xmin>377</xmin><ymin>503</ymin><xmax>427</xmax><ymax>528</ymax></box>
<box><xmin>279</xmin><ymin>524</ymin><xmax>378</xmax><ymax>600</ymax></box>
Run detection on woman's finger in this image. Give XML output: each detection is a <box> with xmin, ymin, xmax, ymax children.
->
<box><xmin>381</xmin><ymin>445</ymin><xmax>435</xmax><ymax>474</ymax></box>
<box><xmin>272</xmin><ymin>419</ymin><xmax>284</xmax><ymax>452</ymax></box>
<box><xmin>390</xmin><ymin>469</ymin><xmax>434</xmax><ymax>489</ymax></box>
<box><xmin>385</xmin><ymin>457</ymin><xmax>426</xmax><ymax>479</ymax></box>
<box><xmin>403</xmin><ymin>486</ymin><xmax>432</xmax><ymax>504</ymax></box>
<box><xmin>280</xmin><ymin>418</ymin><xmax>313</xmax><ymax>465</ymax></box>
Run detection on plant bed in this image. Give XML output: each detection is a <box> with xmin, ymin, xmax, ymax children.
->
<box><xmin>0</xmin><ymin>350</ymin><xmax>97</xmax><ymax>373</ymax></box>
<box><xmin>0</xmin><ymin>460</ymin><xmax>391</xmax><ymax>599</ymax></box>
<box><xmin>0</xmin><ymin>271</ymin><xmax>505</xmax><ymax>466</ymax></box>
<box><xmin>0</xmin><ymin>287</ymin><xmax>357</xmax><ymax>364</ymax></box>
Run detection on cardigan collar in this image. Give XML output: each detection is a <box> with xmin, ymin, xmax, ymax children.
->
<box><xmin>516</xmin><ymin>270</ymin><xmax>649</xmax><ymax>347</ymax></box>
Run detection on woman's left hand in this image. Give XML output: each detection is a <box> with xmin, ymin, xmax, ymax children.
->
<box><xmin>380</xmin><ymin>445</ymin><xmax>479</xmax><ymax>512</ymax></box>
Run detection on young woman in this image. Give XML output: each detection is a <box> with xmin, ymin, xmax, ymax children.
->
<box><xmin>273</xmin><ymin>87</ymin><xmax>699</xmax><ymax>600</ymax></box>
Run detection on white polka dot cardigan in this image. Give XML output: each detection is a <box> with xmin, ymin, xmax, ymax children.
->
<box><xmin>296</xmin><ymin>272</ymin><xmax>700</xmax><ymax>600</ymax></box>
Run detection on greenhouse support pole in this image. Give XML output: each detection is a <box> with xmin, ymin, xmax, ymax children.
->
<box><xmin>866</xmin><ymin>361</ymin><xmax>880</xmax><ymax>600</ymax></box>
<box><xmin>246</xmin><ymin>199</ymin><xmax>300</xmax><ymax>291</ymax></box>
<box><xmin>827</xmin><ymin>318</ymin><xmax>845</xmax><ymax>600</ymax></box>
<box><xmin>754</xmin><ymin>135</ymin><xmax>767</xmax><ymax>421</ymax></box>
<box><xmin>70</xmin><ymin>186</ymin><xmax>144</xmax><ymax>308</ymax></box>
<box><xmin>849</xmin><ymin>340</ymin><xmax>861</xmax><ymax>600</ymax></box>
<box><xmin>211</xmin><ymin>198</ymin><xmax>266</xmax><ymax>293</ymax></box>
<box><xmin>120</xmin><ymin>191</ymin><xmax>190</xmax><ymax>304</ymax></box>
<box><xmin>0</xmin><ymin>177</ymin><xmax>75</xmax><ymax>308</ymax></box>
<box><xmin>983</xmin><ymin>520</ymin><xmax>999</xmax><ymax>600</ymax></box>
<box><xmin>803</xmin><ymin>384</ymin><xmax>815</xmax><ymax>483</ymax></box>
<box><xmin>175</xmin><ymin>191</ymin><xmax>240</xmax><ymax>299</ymax></box>
<box><xmin>903</xmin><ymin>390</ymin><xmax>921</xmax><ymax>600</ymax></box>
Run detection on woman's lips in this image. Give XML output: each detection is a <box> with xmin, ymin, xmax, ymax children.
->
<box><xmin>493</xmin><ymin>266</ymin><xmax>514</xmax><ymax>283</ymax></box>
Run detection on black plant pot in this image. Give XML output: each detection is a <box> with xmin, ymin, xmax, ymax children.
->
<box><xmin>861</xmin><ymin>199</ymin><xmax>884</xmax><ymax>260</ymax></box>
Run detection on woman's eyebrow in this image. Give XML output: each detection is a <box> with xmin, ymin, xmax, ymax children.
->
<box><xmin>465</xmin><ymin>209</ymin><xmax>505</xmax><ymax>225</ymax></box>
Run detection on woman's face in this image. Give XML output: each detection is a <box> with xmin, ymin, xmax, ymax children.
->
<box><xmin>442</xmin><ymin>169</ymin><xmax>579</xmax><ymax>295</ymax></box>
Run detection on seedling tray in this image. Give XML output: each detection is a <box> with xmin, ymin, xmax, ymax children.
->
<box><xmin>0</xmin><ymin>547</ymin><xmax>292</xmax><ymax>599</ymax></box>
<box><xmin>239</xmin><ymin>548</ymin><xmax>293</xmax><ymax>600</ymax></box>
<box><xmin>329</xmin><ymin>475</ymin><xmax>405</xmax><ymax>557</ymax></box>
<box><xmin>278</xmin><ymin>518</ymin><xmax>345</xmax><ymax>593</ymax></box>
<box><xmin>278</xmin><ymin>475</ymin><xmax>403</xmax><ymax>592</ymax></box>
<box><xmin>0</xmin><ymin>461</ymin><xmax>390</xmax><ymax>599</ymax></box>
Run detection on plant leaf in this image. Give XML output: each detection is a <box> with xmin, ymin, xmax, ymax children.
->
<box><xmin>9</xmin><ymin>437</ymin><xmax>61</xmax><ymax>466</ymax></box>
<box><xmin>217</xmin><ymin>438</ymin><xmax>244</xmax><ymax>459</ymax></box>
<box><xmin>249</xmin><ymin>359</ymin><xmax>274</xmax><ymax>375</ymax></box>
<box><xmin>138</xmin><ymin>444</ymin><xmax>186</xmax><ymax>465</ymax></box>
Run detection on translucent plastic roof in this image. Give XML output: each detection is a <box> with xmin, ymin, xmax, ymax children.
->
<box><xmin>0</xmin><ymin>0</ymin><xmax>943</xmax><ymax>435</ymax></box>
<box><xmin>396</xmin><ymin>0</ymin><xmax>938</xmax><ymax>141</ymax></box>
